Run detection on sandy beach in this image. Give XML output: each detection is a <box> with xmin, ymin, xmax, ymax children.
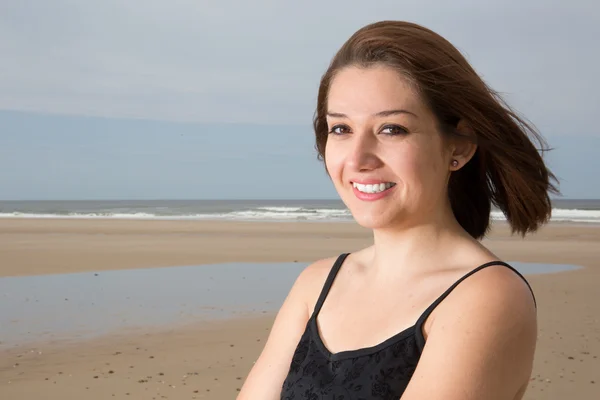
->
<box><xmin>0</xmin><ymin>218</ymin><xmax>599</xmax><ymax>399</ymax></box>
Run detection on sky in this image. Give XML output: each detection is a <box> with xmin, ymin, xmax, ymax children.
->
<box><xmin>0</xmin><ymin>0</ymin><xmax>598</xmax><ymax>200</ymax></box>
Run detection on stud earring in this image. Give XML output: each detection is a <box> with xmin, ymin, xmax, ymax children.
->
<box><xmin>451</xmin><ymin>159</ymin><xmax>459</xmax><ymax>168</ymax></box>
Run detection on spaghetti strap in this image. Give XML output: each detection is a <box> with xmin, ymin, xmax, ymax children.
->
<box><xmin>311</xmin><ymin>253</ymin><xmax>350</xmax><ymax>318</ymax></box>
<box><xmin>414</xmin><ymin>260</ymin><xmax>536</xmax><ymax>351</ymax></box>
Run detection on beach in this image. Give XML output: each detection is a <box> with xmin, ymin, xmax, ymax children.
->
<box><xmin>0</xmin><ymin>218</ymin><xmax>599</xmax><ymax>399</ymax></box>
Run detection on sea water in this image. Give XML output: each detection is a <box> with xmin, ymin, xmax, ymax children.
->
<box><xmin>1</xmin><ymin>199</ymin><xmax>600</xmax><ymax>223</ymax></box>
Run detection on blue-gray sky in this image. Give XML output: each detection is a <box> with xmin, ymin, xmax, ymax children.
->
<box><xmin>0</xmin><ymin>0</ymin><xmax>598</xmax><ymax>200</ymax></box>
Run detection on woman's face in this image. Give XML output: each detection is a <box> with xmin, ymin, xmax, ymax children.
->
<box><xmin>324</xmin><ymin>65</ymin><xmax>455</xmax><ymax>229</ymax></box>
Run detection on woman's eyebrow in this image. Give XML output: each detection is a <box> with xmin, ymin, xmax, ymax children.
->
<box><xmin>326</xmin><ymin>109</ymin><xmax>418</xmax><ymax>118</ymax></box>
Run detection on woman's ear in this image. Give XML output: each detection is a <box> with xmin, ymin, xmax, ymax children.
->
<box><xmin>449</xmin><ymin>120</ymin><xmax>478</xmax><ymax>170</ymax></box>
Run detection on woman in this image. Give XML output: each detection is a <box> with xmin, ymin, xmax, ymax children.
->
<box><xmin>238</xmin><ymin>20</ymin><xmax>557</xmax><ymax>399</ymax></box>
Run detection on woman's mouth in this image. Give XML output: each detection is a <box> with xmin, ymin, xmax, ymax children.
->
<box><xmin>352</xmin><ymin>181</ymin><xmax>396</xmax><ymax>194</ymax></box>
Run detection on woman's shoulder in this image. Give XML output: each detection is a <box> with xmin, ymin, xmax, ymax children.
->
<box><xmin>290</xmin><ymin>252</ymin><xmax>365</xmax><ymax>317</ymax></box>
<box><xmin>426</xmin><ymin>254</ymin><xmax>537</xmax><ymax>337</ymax></box>
<box><xmin>456</xmin><ymin>240</ymin><xmax>535</xmax><ymax>304</ymax></box>
<box><xmin>293</xmin><ymin>255</ymin><xmax>343</xmax><ymax>299</ymax></box>
<box><xmin>420</xmin><ymin>237</ymin><xmax>537</xmax><ymax>331</ymax></box>
<box><xmin>437</xmin><ymin>239</ymin><xmax>535</xmax><ymax>308</ymax></box>
<box><xmin>442</xmin><ymin>238</ymin><xmax>534</xmax><ymax>299</ymax></box>
<box><xmin>451</xmin><ymin>259</ymin><xmax>536</xmax><ymax>307</ymax></box>
<box><xmin>402</xmin><ymin>257</ymin><xmax>538</xmax><ymax>399</ymax></box>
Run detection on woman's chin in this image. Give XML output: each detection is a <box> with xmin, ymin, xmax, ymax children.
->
<box><xmin>350</xmin><ymin>212</ymin><xmax>398</xmax><ymax>230</ymax></box>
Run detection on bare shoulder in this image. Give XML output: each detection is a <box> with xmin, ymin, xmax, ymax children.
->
<box><xmin>432</xmin><ymin>260</ymin><xmax>538</xmax><ymax>346</ymax></box>
<box><xmin>293</xmin><ymin>255</ymin><xmax>343</xmax><ymax>311</ymax></box>
<box><xmin>403</xmin><ymin>261</ymin><xmax>538</xmax><ymax>400</ymax></box>
<box><xmin>297</xmin><ymin>254</ymin><xmax>341</xmax><ymax>282</ymax></box>
<box><xmin>444</xmin><ymin>261</ymin><xmax>537</xmax><ymax>318</ymax></box>
<box><xmin>236</xmin><ymin>255</ymin><xmax>342</xmax><ymax>399</ymax></box>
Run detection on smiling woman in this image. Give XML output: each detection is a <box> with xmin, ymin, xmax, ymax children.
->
<box><xmin>238</xmin><ymin>20</ymin><xmax>558</xmax><ymax>400</ymax></box>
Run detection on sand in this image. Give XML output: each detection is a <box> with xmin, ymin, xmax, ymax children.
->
<box><xmin>0</xmin><ymin>218</ymin><xmax>599</xmax><ymax>399</ymax></box>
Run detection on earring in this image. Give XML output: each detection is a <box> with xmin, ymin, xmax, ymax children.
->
<box><xmin>451</xmin><ymin>159</ymin><xmax>459</xmax><ymax>168</ymax></box>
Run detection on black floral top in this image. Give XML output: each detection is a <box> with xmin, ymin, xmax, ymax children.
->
<box><xmin>280</xmin><ymin>253</ymin><xmax>534</xmax><ymax>399</ymax></box>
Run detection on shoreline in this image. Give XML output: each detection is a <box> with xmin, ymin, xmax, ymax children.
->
<box><xmin>1</xmin><ymin>215</ymin><xmax>599</xmax><ymax>224</ymax></box>
<box><xmin>2</xmin><ymin>218</ymin><xmax>600</xmax><ymax>278</ymax></box>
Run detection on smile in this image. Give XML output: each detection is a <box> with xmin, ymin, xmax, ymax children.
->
<box><xmin>352</xmin><ymin>182</ymin><xmax>396</xmax><ymax>194</ymax></box>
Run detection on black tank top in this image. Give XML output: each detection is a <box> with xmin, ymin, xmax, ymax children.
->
<box><xmin>280</xmin><ymin>253</ymin><xmax>535</xmax><ymax>399</ymax></box>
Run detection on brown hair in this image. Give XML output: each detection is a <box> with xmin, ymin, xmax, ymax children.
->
<box><xmin>313</xmin><ymin>20</ymin><xmax>559</xmax><ymax>239</ymax></box>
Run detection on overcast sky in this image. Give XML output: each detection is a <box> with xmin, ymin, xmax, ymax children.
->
<box><xmin>0</xmin><ymin>0</ymin><xmax>598</xmax><ymax>200</ymax></box>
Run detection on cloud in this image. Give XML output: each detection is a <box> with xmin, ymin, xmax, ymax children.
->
<box><xmin>0</xmin><ymin>0</ymin><xmax>598</xmax><ymax>132</ymax></box>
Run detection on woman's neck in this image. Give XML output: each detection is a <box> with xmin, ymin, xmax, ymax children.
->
<box><xmin>366</xmin><ymin>206</ymin><xmax>472</xmax><ymax>279</ymax></box>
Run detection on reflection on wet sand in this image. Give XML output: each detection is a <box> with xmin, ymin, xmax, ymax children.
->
<box><xmin>0</xmin><ymin>261</ymin><xmax>581</xmax><ymax>346</ymax></box>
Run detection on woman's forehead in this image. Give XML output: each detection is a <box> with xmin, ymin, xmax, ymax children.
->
<box><xmin>327</xmin><ymin>66</ymin><xmax>424</xmax><ymax>117</ymax></box>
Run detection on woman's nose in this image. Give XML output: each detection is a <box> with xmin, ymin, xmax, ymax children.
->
<box><xmin>346</xmin><ymin>133</ymin><xmax>383</xmax><ymax>172</ymax></box>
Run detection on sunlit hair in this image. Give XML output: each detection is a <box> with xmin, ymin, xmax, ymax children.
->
<box><xmin>313</xmin><ymin>20</ymin><xmax>559</xmax><ymax>239</ymax></box>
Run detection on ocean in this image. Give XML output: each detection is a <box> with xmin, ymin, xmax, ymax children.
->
<box><xmin>1</xmin><ymin>199</ymin><xmax>600</xmax><ymax>224</ymax></box>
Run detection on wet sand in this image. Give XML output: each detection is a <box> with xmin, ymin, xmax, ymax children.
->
<box><xmin>0</xmin><ymin>219</ymin><xmax>599</xmax><ymax>399</ymax></box>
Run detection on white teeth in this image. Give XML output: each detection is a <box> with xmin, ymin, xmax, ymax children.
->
<box><xmin>352</xmin><ymin>182</ymin><xmax>395</xmax><ymax>193</ymax></box>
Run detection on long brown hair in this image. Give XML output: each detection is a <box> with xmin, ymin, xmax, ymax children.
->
<box><xmin>313</xmin><ymin>20</ymin><xmax>559</xmax><ymax>239</ymax></box>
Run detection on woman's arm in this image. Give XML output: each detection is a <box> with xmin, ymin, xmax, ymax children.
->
<box><xmin>401</xmin><ymin>266</ymin><xmax>538</xmax><ymax>400</ymax></box>
<box><xmin>237</xmin><ymin>258</ymin><xmax>335</xmax><ymax>399</ymax></box>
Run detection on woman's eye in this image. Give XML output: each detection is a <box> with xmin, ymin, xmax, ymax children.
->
<box><xmin>328</xmin><ymin>124</ymin><xmax>351</xmax><ymax>135</ymax></box>
<box><xmin>381</xmin><ymin>125</ymin><xmax>408</xmax><ymax>135</ymax></box>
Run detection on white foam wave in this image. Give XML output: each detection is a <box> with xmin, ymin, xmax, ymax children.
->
<box><xmin>256</xmin><ymin>206</ymin><xmax>304</xmax><ymax>212</ymax></box>
<box><xmin>1</xmin><ymin>207</ymin><xmax>599</xmax><ymax>223</ymax></box>
<box><xmin>491</xmin><ymin>208</ymin><xmax>600</xmax><ymax>224</ymax></box>
<box><xmin>0</xmin><ymin>212</ymin><xmax>198</xmax><ymax>220</ymax></box>
<box><xmin>0</xmin><ymin>208</ymin><xmax>353</xmax><ymax>221</ymax></box>
<box><xmin>222</xmin><ymin>208</ymin><xmax>351</xmax><ymax>221</ymax></box>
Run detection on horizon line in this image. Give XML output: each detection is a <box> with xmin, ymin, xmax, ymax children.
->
<box><xmin>0</xmin><ymin>197</ymin><xmax>596</xmax><ymax>202</ymax></box>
